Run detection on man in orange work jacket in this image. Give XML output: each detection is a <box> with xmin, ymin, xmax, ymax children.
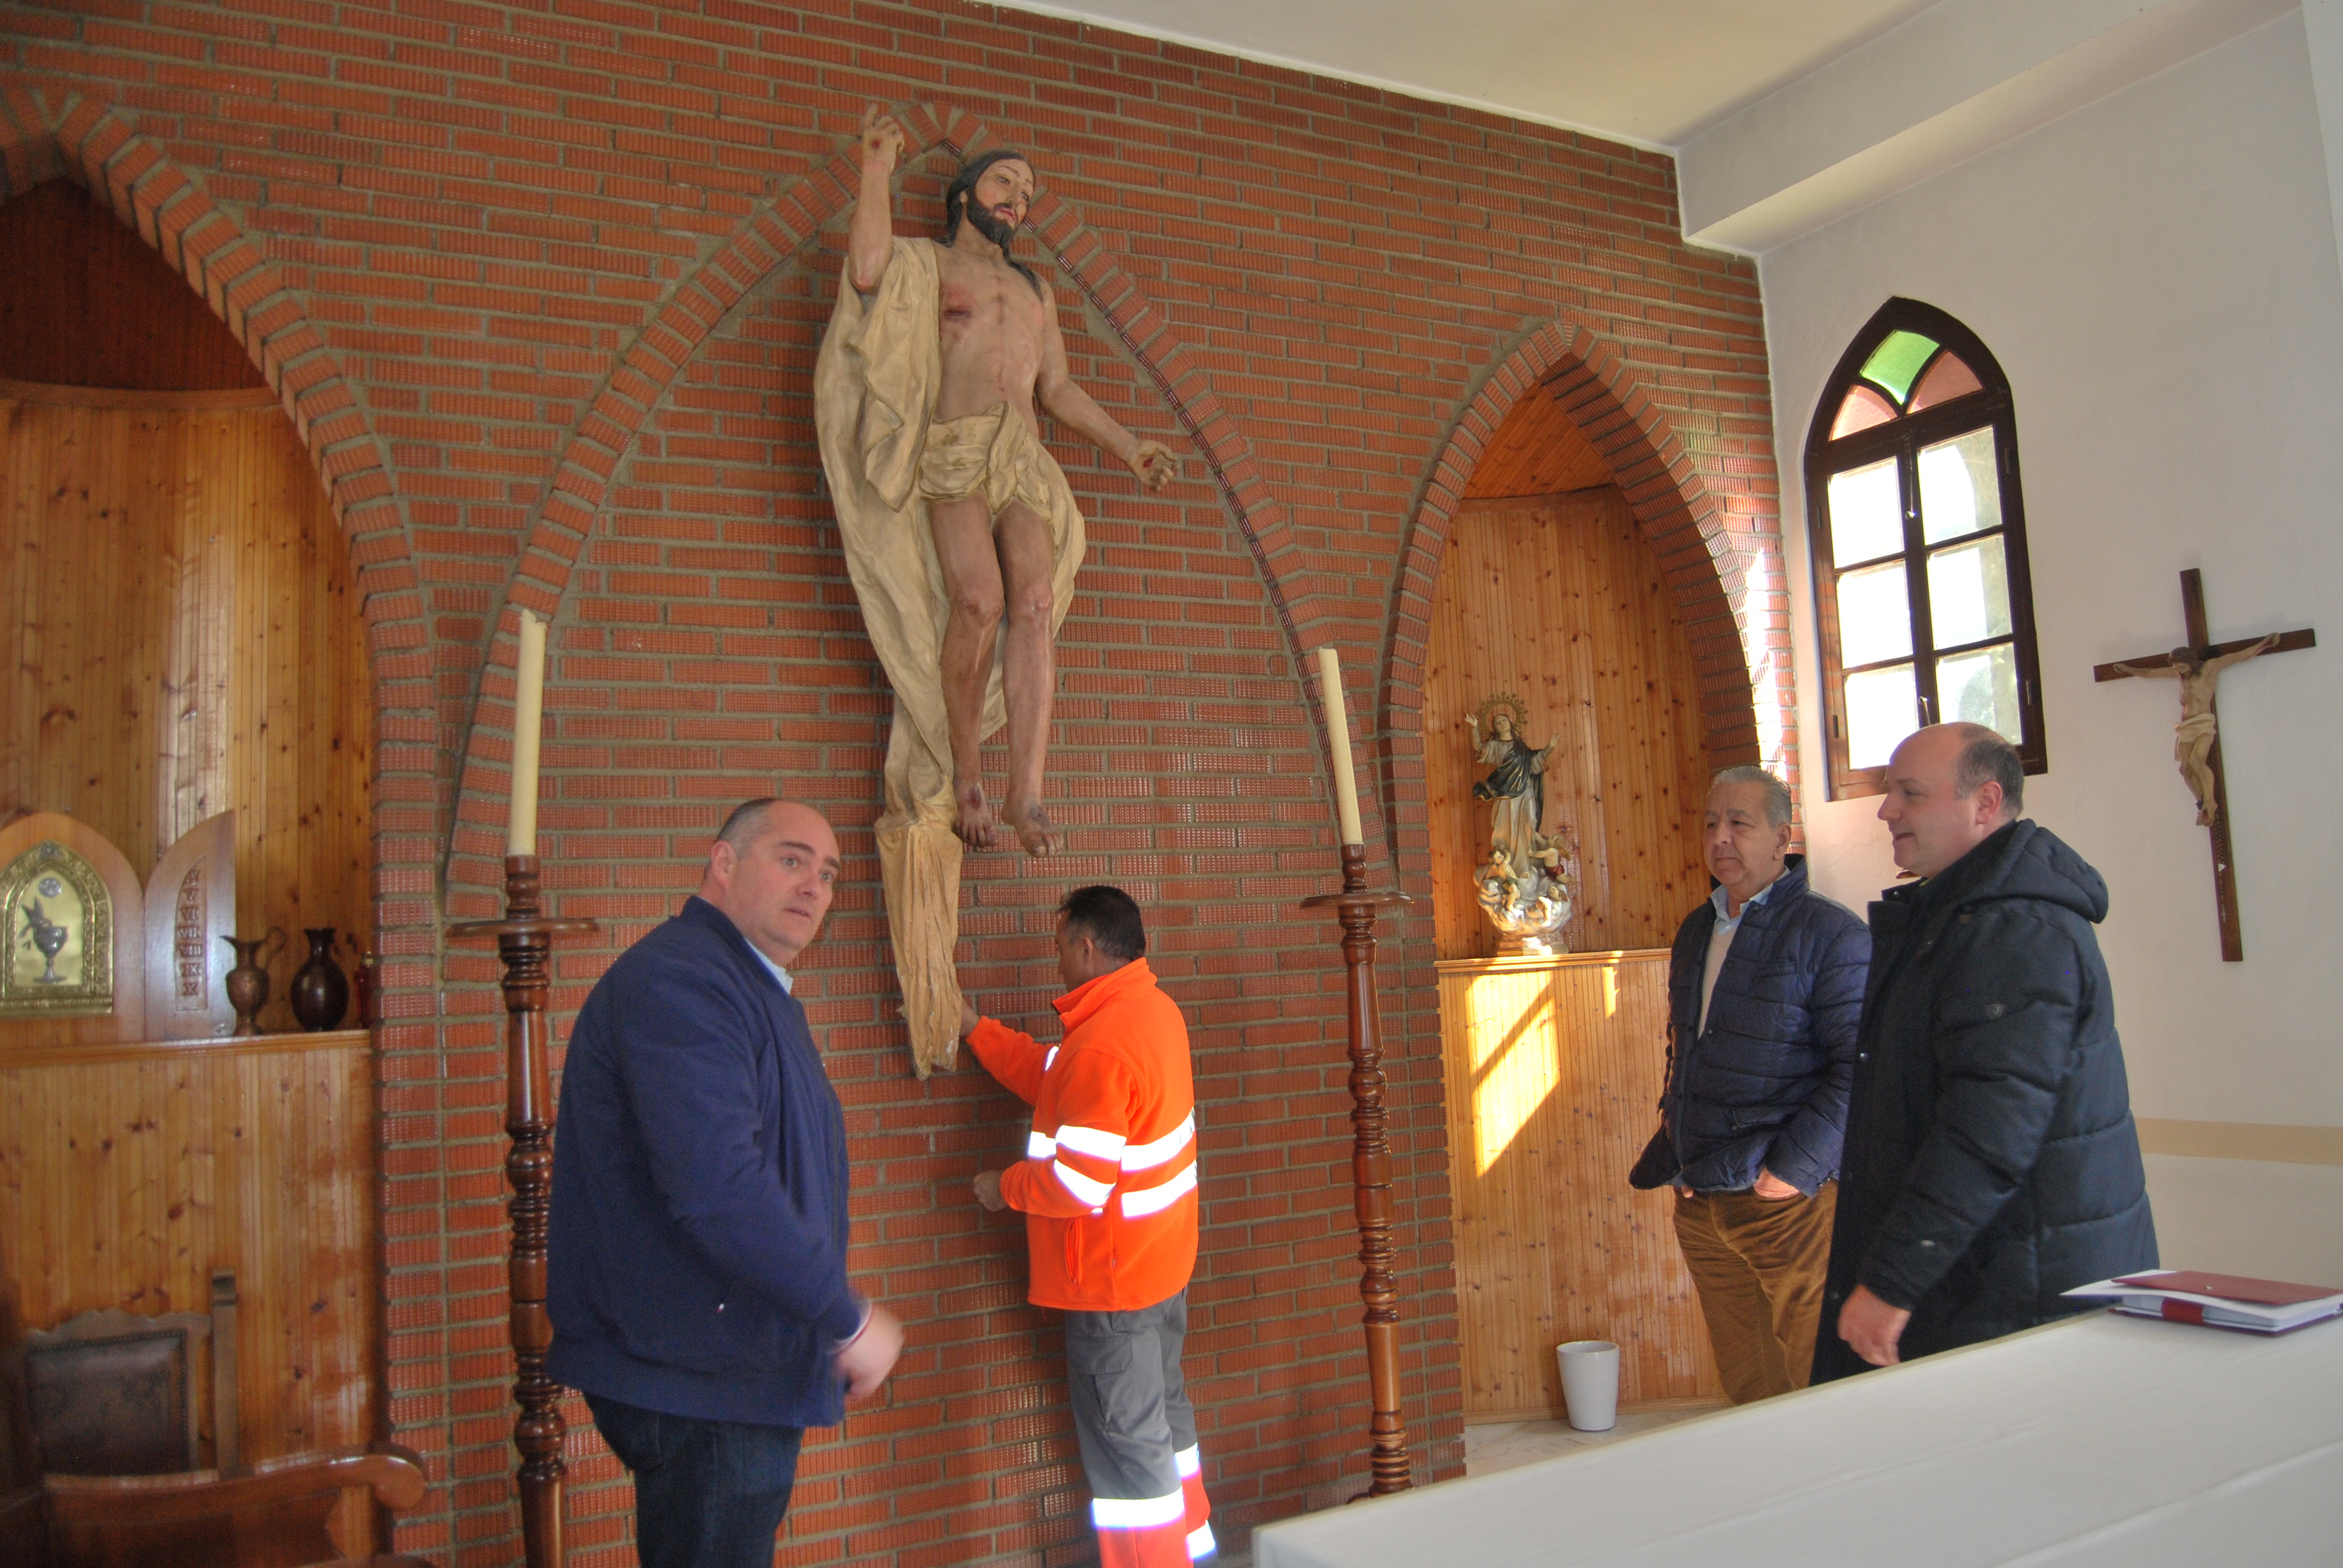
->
<box><xmin>963</xmin><ymin>884</ymin><xmax>1215</xmax><ymax>1568</ymax></box>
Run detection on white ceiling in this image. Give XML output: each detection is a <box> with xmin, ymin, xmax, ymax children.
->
<box><xmin>999</xmin><ymin>0</ymin><xmax>1945</xmax><ymax>149</ymax></box>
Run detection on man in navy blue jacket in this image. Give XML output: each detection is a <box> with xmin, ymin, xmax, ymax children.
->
<box><xmin>548</xmin><ymin>798</ymin><xmax>902</xmax><ymax>1568</ymax></box>
<box><xmin>1631</xmin><ymin>767</ymin><xmax>1869</xmax><ymax>1403</ymax></box>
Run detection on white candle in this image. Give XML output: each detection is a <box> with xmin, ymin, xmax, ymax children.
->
<box><xmin>508</xmin><ymin>608</ymin><xmax>548</xmax><ymax>857</ymax></box>
<box><xmin>1317</xmin><ymin>645</ymin><xmax>1364</xmax><ymax>846</ymax></box>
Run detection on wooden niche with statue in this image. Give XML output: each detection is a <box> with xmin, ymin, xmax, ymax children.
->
<box><xmin>0</xmin><ymin>175</ymin><xmax>393</xmax><ymax>1558</ymax></box>
<box><xmin>1422</xmin><ymin>390</ymin><xmax>1727</xmax><ymax>1428</ymax></box>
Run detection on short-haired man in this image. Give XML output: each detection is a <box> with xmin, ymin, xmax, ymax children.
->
<box><xmin>1630</xmin><ymin>766</ymin><xmax>1870</xmax><ymax>1403</ymax></box>
<box><xmin>963</xmin><ymin>886</ymin><xmax>1215</xmax><ymax>1568</ymax></box>
<box><xmin>1817</xmin><ymin>725</ymin><xmax>2158</xmax><ymax>1379</ymax></box>
<box><xmin>548</xmin><ymin>800</ymin><xmax>903</xmax><ymax>1568</ymax></box>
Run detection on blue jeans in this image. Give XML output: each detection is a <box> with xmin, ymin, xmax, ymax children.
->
<box><xmin>585</xmin><ymin>1393</ymin><xmax>804</xmax><ymax>1568</ymax></box>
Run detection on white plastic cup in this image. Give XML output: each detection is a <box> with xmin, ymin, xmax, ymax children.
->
<box><xmin>1557</xmin><ymin>1339</ymin><xmax>1620</xmax><ymax>1431</ymax></box>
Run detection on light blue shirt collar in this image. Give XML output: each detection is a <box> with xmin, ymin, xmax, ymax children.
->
<box><xmin>1710</xmin><ymin>875</ymin><xmax>1780</xmax><ymax>930</ymax></box>
<box><xmin>749</xmin><ymin>944</ymin><xmax>795</xmax><ymax>996</ymax></box>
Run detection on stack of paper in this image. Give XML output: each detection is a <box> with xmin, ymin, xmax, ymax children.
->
<box><xmin>2062</xmin><ymin>1270</ymin><xmax>2343</xmax><ymax>1333</ymax></box>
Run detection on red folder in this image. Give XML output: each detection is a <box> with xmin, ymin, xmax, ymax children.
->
<box><xmin>2113</xmin><ymin>1270</ymin><xmax>2341</xmax><ymax>1307</ymax></box>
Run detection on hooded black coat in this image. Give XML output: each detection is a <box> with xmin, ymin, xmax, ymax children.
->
<box><xmin>1814</xmin><ymin>820</ymin><xmax>2157</xmax><ymax>1383</ymax></box>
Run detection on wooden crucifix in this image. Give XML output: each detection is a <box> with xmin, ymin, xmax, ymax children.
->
<box><xmin>2093</xmin><ymin>569</ymin><xmax>2316</xmax><ymax>961</ymax></box>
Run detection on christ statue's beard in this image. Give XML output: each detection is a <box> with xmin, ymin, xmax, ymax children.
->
<box><xmin>964</xmin><ymin>201</ymin><xmax>1020</xmax><ymax>249</ymax></box>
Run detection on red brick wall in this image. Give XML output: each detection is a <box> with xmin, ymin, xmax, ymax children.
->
<box><xmin>0</xmin><ymin>4</ymin><xmax>1786</xmax><ymax>1564</ymax></box>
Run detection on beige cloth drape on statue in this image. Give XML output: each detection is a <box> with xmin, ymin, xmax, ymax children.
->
<box><xmin>813</xmin><ymin>237</ymin><xmax>1086</xmax><ymax>1076</ymax></box>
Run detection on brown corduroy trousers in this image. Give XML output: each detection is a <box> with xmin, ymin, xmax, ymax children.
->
<box><xmin>1673</xmin><ymin>1181</ymin><xmax>1838</xmax><ymax>1404</ymax></box>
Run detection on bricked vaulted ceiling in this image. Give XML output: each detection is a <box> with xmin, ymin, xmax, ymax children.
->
<box><xmin>1003</xmin><ymin>0</ymin><xmax>1941</xmax><ymax>146</ymax></box>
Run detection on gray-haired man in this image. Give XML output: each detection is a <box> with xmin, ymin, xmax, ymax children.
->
<box><xmin>1630</xmin><ymin>768</ymin><xmax>1870</xmax><ymax>1402</ymax></box>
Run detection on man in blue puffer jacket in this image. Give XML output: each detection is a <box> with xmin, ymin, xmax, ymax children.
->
<box><xmin>1630</xmin><ymin>766</ymin><xmax>1869</xmax><ymax>1403</ymax></box>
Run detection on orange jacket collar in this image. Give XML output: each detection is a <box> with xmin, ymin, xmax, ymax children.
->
<box><xmin>1052</xmin><ymin>957</ymin><xmax>1156</xmax><ymax>1031</ymax></box>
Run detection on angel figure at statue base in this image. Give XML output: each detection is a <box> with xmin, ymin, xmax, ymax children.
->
<box><xmin>1472</xmin><ymin>833</ymin><xmax>1576</xmax><ymax>954</ymax></box>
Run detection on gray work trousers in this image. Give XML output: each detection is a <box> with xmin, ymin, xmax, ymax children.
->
<box><xmin>1063</xmin><ymin>1289</ymin><xmax>1200</xmax><ymax>1515</ymax></box>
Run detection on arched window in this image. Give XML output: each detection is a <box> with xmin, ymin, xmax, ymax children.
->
<box><xmin>1806</xmin><ymin>299</ymin><xmax>2045</xmax><ymax>798</ymax></box>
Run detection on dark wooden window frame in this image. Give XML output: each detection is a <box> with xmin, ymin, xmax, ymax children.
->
<box><xmin>1806</xmin><ymin>298</ymin><xmax>2048</xmax><ymax>799</ymax></box>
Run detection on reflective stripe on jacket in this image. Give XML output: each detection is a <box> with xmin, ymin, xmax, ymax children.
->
<box><xmin>969</xmin><ymin>958</ymin><xmax>1199</xmax><ymax>1312</ymax></box>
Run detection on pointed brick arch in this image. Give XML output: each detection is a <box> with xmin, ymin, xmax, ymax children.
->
<box><xmin>1380</xmin><ymin>319</ymin><xmax>1787</xmax><ymax>902</ymax></box>
<box><xmin>444</xmin><ymin>102</ymin><xmax>1311</xmax><ymax>904</ymax></box>
<box><xmin>0</xmin><ymin>79</ymin><xmax>443</xmax><ymax>1524</ymax></box>
<box><xmin>0</xmin><ymin>87</ymin><xmax>423</xmax><ymax>693</ymax></box>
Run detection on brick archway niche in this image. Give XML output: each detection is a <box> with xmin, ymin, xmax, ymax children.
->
<box><xmin>0</xmin><ymin>79</ymin><xmax>447</xmax><ymax>1543</ymax></box>
<box><xmin>0</xmin><ymin>90</ymin><xmax>419</xmax><ymax>664</ymax></box>
<box><xmin>1373</xmin><ymin>320</ymin><xmax>1783</xmax><ymax>1432</ymax></box>
<box><xmin>1378</xmin><ymin>319</ymin><xmax>1780</xmax><ymax>921</ymax></box>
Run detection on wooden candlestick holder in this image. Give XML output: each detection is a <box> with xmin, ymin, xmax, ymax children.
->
<box><xmin>1300</xmin><ymin>841</ymin><xmax>1414</xmax><ymax>1498</ymax></box>
<box><xmin>448</xmin><ymin>855</ymin><xmax>598</xmax><ymax>1568</ymax></box>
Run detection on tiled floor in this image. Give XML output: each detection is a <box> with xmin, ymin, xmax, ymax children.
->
<box><xmin>1462</xmin><ymin>1401</ymin><xmax>1730</xmax><ymax>1476</ymax></box>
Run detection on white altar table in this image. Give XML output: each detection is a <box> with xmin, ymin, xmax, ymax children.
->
<box><xmin>1254</xmin><ymin>1311</ymin><xmax>2341</xmax><ymax>1567</ymax></box>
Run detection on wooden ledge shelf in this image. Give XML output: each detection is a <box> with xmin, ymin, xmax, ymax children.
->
<box><xmin>0</xmin><ymin>1028</ymin><xmax>370</xmax><ymax>1068</ymax></box>
<box><xmin>0</xmin><ymin>375</ymin><xmax>282</xmax><ymax>411</ymax></box>
<box><xmin>1434</xmin><ymin>946</ymin><xmax>1668</xmax><ymax>976</ymax></box>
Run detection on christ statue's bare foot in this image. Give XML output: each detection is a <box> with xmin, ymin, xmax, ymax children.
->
<box><xmin>1008</xmin><ymin>799</ymin><xmax>1061</xmax><ymax>859</ymax></box>
<box><xmin>954</xmin><ymin>780</ymin><xmax>999</xmax><ymax>850</ymax></box>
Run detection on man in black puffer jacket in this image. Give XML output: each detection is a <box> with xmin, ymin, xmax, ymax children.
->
<box><xmin>1817</xmin><ymin>724</ymin><xmax>2157</xmax><ymax>1382</ymax></box>
<box><xmin>1631</xmin><ymin>767</ymin><xmax>1870</xmax><ymax>1403</ymax></box>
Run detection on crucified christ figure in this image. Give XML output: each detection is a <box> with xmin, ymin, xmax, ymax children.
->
<box><xmin>2112</xmin><ymin>633</ymin><xmax>2279</xmax><ymax>825</ymax></box>
<box><xmin>841</xmin><ymin>109</ymin><xmax>1173</xmax><ymax>857</ymax></box>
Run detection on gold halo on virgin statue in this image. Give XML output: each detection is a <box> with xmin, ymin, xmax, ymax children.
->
<box><xmin>1473</xmin><ymin>691</ymin><xmax>1529</xmax><ymax>734</ymax></box>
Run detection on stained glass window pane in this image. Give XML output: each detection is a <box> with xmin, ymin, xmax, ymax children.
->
<box><xmin>1907</xmin><ymin>351</ymin><xmax>1984</xmax><ymax>411</ymax></box>
<box><xmin>1938</xmin><ymin>644</ymin><xmax>2022</xmax><ymax>743</ymax></box>
<box><xmin>1927</xmin><ymin>534</ymin><xmax>2012</xmax><ymax>648</ymax></box>
<box><xmin>1826</xmin><ymin>458</ymin><xmax>1902</xmax><ymax>565</ymax></box>
<box><xmin>1837</xmin><ymin>560</ymin><xmax>1913</xmax><ymax>669</ymax></box>
<box><xmin>1917</xmin><ymin>428</ymin><xmax>2001</xmax><ymax>544</ymax></box>
<box><xmin>1846</xmin><ymin>664</ymin><xmax>1919</xmax><ymax>769</ymax></box>
<box><xmin>1830</xmin><ymin>384</ymin><xmax>1898</xmax><ymax>439</ymax></box>
<box><xmin>1858</xmin><ymin>332</ymin><xmax>1940</xmax><ymax>404</ymax></box>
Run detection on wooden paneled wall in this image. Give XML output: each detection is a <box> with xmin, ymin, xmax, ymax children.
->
<box><xmin>0</xmin><ymin>180</ymin><xmax>267</xmax><ymax>393</ymax></box>
<box><xmin>1438</xmin><ymin>952</ymin><xmax>1721</xmax><ymax>1420</ymax></box>
<box><xmin>1424</xmin><ymin>486</ymin><xmax>1711</xmax><ymax>960</ymax></box>
<box><xmin>0</xmin><ymin>1032</ymin><xmax>382</xmax><ymax>1550</ymax></box>
<box><xmin>1</xmin><ymin>385</ymin><xmax>373</xmax><ymax>1034</ymax></box>
<box><xmin>1460</xmin><ymin>388</ymin><xmax>1616</xmax><ymax>500</ymax></box>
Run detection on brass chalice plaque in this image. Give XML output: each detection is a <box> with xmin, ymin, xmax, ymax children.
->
<box><xmin>1</xmin><ymin>841</ymin><xmax>114</xmax><ymax>1018</ymax></box>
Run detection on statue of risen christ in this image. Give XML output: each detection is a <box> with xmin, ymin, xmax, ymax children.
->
<box><xmin>843</xmin><ymin>108</ymin><xmax>1173</xmax><ymax>858</ymax></box>
<box><xmin>812</xmin><ymin>110</ymin><xmax>1173</xmax><ymax>1074</ymax></box>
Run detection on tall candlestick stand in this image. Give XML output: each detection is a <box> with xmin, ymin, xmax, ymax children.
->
<box><xmin>448</xmin><ymin>855</ymin><xmax>598</xmax><ymax>1568</ymax></box>
<box><xmin>1300</xmin><ymin>842</ymin><xmax>1413</xmax><ymax>1498</ymax></box>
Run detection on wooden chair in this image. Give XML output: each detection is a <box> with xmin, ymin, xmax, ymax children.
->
<box><xmin>22</xmin><ymin>1276</ymin><xmax>231</xmax><ymax>1476</ymax></box>
<box><xmin>0</xmin><ymin>1257</ymin><xmax>434</xmax><ymax>1567</ymax></box>
<box><xmin>41</xmin><ymin>1445</ymin><xmax>433</xmax><ymax>1568</ymax></box>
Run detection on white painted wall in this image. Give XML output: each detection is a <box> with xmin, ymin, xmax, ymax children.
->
<box><xmin>1679</xmin><ymin>0</ymin><xmax>2292</xmax><ymax>253</ymax></box>
<box><xmin>1758</xmin><ymin>15</ymin><xmax>2343</xmax><ymax>1272</ymax></box>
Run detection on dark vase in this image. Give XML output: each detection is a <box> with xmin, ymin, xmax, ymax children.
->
<box><xmin>289</xmin><ymin>927</ymin><xmax>350</xmax><ymax>1032</ymax></box>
